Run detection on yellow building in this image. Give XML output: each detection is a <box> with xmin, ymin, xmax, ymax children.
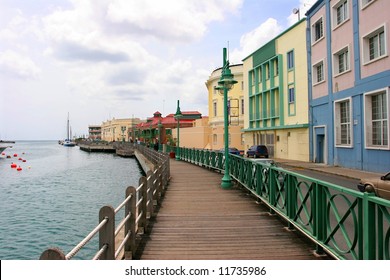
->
<box><xmin>242</xmin><ymin>19</ymin><xmax>309</xmax><ymax>161</ymax></box>
<box><xmin>171</xmin><ymin>117</ymin><xmax>211</xmax><ymax>149</ymax></box>
<box><xmin>101</xmin><ymin>117</ymin><xmax>142</xmax><ymax>142</ymax></box>
<box><xmin>205</xmin><ymin>64</ymin><xmax>245</xmax><ymax>151</ymax></box>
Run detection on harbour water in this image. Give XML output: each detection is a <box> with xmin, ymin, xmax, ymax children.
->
<box><xmin>0</xmin><ymin>141</ymin><xmax>143</xmax><ymax>260</ymax></box>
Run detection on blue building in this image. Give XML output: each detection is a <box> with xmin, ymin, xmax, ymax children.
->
<box><xmin>306</xmin><ymin>0</ymin><xmax>390</xmax><ymax>173</ymax></box>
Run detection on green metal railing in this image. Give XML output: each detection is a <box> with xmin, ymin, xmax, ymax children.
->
<box><xmin>176</xmin><ymin>146</ymin><xmax>390</xmax><ymax>260</ymax></box>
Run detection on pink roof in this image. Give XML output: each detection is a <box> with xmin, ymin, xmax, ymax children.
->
<box><xmin>134</xmin><ymin>111</ymin><xmax>201</xmax><ymax>130</ymax></box>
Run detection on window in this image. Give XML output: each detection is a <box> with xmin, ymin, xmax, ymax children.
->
<box><xmin>213</xmin><ymin>101</ymin><xmax>217</xmax><ymax>117</ymax></box>
<box><xmin>313</xmin><ymin>60</ymin><xmax>325</xmax><ymax>84</ymax></box>
<box><xmin>287</xmin><ymin>50</ymin><xmax>294</xmax><ymax>69</ymax></box>
<box><xmin>312</xmin><ymin>17</ymin><xmax>324</xmax><ymax>43</ymax></box>
<box><xmin>241</xmin><ymin>98</ymin><xmax>244</xmax><ymax>115</ymax></box>
<box><xmin>365</xmin><ymin>89</ymin><xmax>389</xmax><ymax>149</ymax></box>
<box><xmin>372</xmin><ymin>94</ymin><xmax>387</xmax><ymax>146</ymax></box>
<box><xmin>257</xmin><ymin>67</ymin><xmax>262</xmax><ymax>83</ymax></box>
<box><xmin>369</xmin><ymin>31</ymin><xmax>385</xmax><ymax>60</ymax></box>
<box><xmin>363</xmin><ymin>25</ymin><xmax>387</xmax><ymax>64</ymax></box>
<box><xmin>333</xmin><ymin>46</ymin><xmax>350</xmax><ymax>75</ymax></box>
<box><xmin>265</xmin><ymin>63</ymin><xmax>270</xmax><ymax>80</ymax></box>
<box><xmin>335</xmin><ymin>98</ymin><xmax>352</xmax><ymax>146</ymax></box>
<box><xmin>333</xmin><ymin>0</ymin><xmax>349</xmax><ymax>27</ymax></box>
<box><xmin>274</xmin><ymin>60</ymin><xmax>279</xmax><ymax>76</ymax></box>
<box><xmin>288</xmin><ymin>87</ymin><xmax>295</xmax><ymax>103</ymax></box>
<box><xmin>361</xmin><ymin>0</ymin><xmax>375</xmax><ymax>8</ymax></box>
<box><xmin>213</xmin><ymin>134</ymin><xmax>217</xmax><ymax>145</ymax></box>
<box><xmin>250</xmin><ymin>70</ymin><xmax>255</xmax><ymax>86</ymax></box>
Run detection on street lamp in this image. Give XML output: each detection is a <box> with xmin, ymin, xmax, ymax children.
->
<box><xmin>158</xmin><ymin>119</ymin><xmax>162</xmax><ymax>152</ymax></box>
<box><xmin>174</xmin><ymin>100</ymin><xmax>183</xmax><ymax>160</ymax></box>
<box><xmin>216</xmin><ymin>48</ymin><xmax>237</xmax><ymax>189</ymax></box>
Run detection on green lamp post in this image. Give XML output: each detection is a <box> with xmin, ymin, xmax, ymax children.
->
<box><xmin>174</xmin><ymin>100</ymin><xmax>183</xmax><ymax>160</ymax></box>
<box><xmin>215</xmin><ymin>48</ymin><xmax>237</xmax><ymax>189</ymax></box>
<box><xmin>158</xmin><ymin>119</ymin><xmax>162</xmax><ymax>152</ymax></box>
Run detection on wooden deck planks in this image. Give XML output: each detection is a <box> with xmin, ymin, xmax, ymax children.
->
<box><xmin>138</xmin><ymin>159</ymin><xmax>331</xmax><ymax>260</ymax></box>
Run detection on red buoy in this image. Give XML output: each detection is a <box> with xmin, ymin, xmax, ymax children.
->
<box><xmin>19</xmin><ymin>157</ymin><xmax>23</xmax><ymax>161</ymax></box>
<box><xmin>22</xmin><ymin>159</ymin><xmax>27</xmax><ymax>162</ymax></box>
<box><xmin>13</xmin><ymin>153</ymin><xmax>18</xmax><ymax>157</ymax></box>
<box><xmin>11</xmin><ymin>163</ymin><xmax>17</xmax><ymax>168</ymax></box>
<box><xmin>17</xmin><ymin>166</ymin><xmax>22</xmax><ymax>171</ymax></box>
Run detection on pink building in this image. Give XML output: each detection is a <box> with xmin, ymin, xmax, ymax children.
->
<box><xmin>307</xmin><ymin>0</ymin><xmax>390</xmax><ymax>172</ymax></box>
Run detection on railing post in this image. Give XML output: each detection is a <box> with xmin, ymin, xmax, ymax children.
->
<box><xmin>40</xmin><ymin>247</ymin><xmax>66</xmax><ymax>260</ymax></box>
<box><xmin>125</xmin><ymin>186</ymin><xmax>137</xmax><ymax>260</ymax></box>
<box><xmin>139</xmin><ymin>175</ymin><xmax>148</xmax><ymax>234</ymax></box>
<box><xmin>314</xmin><ymin>183</ymin><xmax>326</xmax><ymax>255</ymax></box>
<box><xmin>363</xmin><ymin>192</ymin><xmax>376</xmax><ymax>259</ymax></box>
<box><xmin>157</xmin><ymin>165</ymin><xmax>163</xmax><ymax>197</ymax></box>
<box><xmin>146</xmin><ymin>170</ymin><xmax>154</xmax><ymax>207</ymax></box>
<box><xmin>286</xmin><ymin>174</ymin><xmax>297</xmax><ymax>229</ymax></box>
<box><xmin>99</xmin><ymin>206</ymin><xmax>115</xmax><ymax>260</ymax></box>
<box><xmin>268</xmin><ymin>168</ymin><xmax>276</xmax><ymax>214</ymax></box>
<box><xmin>205</xmin><ymin>150</ymin><xmax>210</xmax><ymax>167</ymax></box>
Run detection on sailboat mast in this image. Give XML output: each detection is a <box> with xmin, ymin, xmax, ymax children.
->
<box><xmin>67</xmin><ymin>113</ymin><xmax>70</xmax><ymax>140</ymax></box>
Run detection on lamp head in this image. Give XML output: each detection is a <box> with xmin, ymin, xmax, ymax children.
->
<box><xmin>214</xmin><ymin>85</ymin><xmax>224</xmax><ymax>95</ymax></box>
<box><xmin>218</xmin><ymin>68</ymin><xmax>237</xmax><ymax>90</ymax></box>
<box><xmin>174</xmin><ymin>100</ymin><xmax>183</xmax><ymax>118</ymax></box>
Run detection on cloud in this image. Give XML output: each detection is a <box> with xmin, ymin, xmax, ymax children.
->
<box><xmin>106</xmin><ymin>0</ymin><xmax>243</xmax><ymax>42</ymax></box>
<box><xmin>228</xmin><ymin>0</ymin><xmax>318</xmax><ymax>64</ymax></box>
<box><xmin>0</xmin><ymin>50</ymin><xmax>41</xmax><ymax>80</ymax></box>
<box><xmin>230</xmin><ymin>18</ymin><xmax>283</xmax><ymax>63</ymax></box>
<box><xmin>54</xmin><ymin>41</ymin><xmax>130</xmax><ymax>63</ymax></box>
<box><xmin>107</xmin><ymin>66</ymin><xmax>146</xmax><ymax>85</ymax></box>
<box><xmin>287</xmin><ymin>0</ymin><xmax>318</xmax><ymax>26</ymax></box>
<box><xmin>0</xmin><ymin>9</ymin><xmax>43</xmax><ymax>43</ymax></box>
<box><xmin>1</xmin><ymin>0</ymin><xmax>241</xmax><ymax>138</ymax></box>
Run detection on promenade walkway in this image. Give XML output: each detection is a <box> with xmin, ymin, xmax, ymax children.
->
<box><xmin>138</xmin><ymin>159</ymin><xmax>331</xmax><ymax>260</ymax></box>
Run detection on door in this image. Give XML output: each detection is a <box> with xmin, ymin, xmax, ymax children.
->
<box><xmin>316</xmin><ymin>135</ymin><xmax>325</xmax><ymax>163</ymax></box>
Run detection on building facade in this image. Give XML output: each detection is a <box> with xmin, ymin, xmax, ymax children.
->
<box><xmin>131</xmin><ymin>111</ymin><xmax>202</xmax><ymax>146</ymax></box>
<box><xmin>205</xmin><ymin>64</ymin><xmax>245</xmax><ymax>151</ymax></box>
<box><xmin>172</xmin><ymin>117</ymin><xmax>211</xmax><ymax>149</ymax></box>
<box><xmin>88</xmin><ymin>125</ymin><xmax>101</xmax><ymax>140</ymax></box>
<box><xmin>242</xmin><ymin>19</ymin><xmax>309</xmax><ymax>161</ymax></box>
<box><xmin>307</xmin><ymin>0</ymin><xmax>390</xmax><ymax>172</ymax></box>
<box><xmin>101</xmin><ymin>117</ymin><xmax>142</xmax><ymax>142</ymax></box>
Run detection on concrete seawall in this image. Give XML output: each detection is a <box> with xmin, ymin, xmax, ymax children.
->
<box><xmin>134</xmin><ymin>150</ymin><xmax>154</xmax><ymax>174</ymax></box>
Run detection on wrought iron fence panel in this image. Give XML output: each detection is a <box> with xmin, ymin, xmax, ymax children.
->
<box><xmin>176</xmin><ymin>147</ymin><xmax>390</xmax><ymax>260</ymax></box>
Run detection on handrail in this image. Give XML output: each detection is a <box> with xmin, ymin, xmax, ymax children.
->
<box><xmin>175</xmin><ymin>146</ymin><xmax>390</xmax><ymax>260</ymax></box>
<box><xmin>40</xmin><ymin>146</ymin><xmax>170</xmax><ymax>260</ymax></box>
<box><xmin>66</xmin><ymin>217</ymin><xmax>108</xmax><ymax>260</ymax></box>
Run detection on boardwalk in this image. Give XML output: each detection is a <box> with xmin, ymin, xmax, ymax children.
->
<box><xmin>137</xmin><ymin>159</ymin><xmax>331</xmax><ymax>260</ymax></box>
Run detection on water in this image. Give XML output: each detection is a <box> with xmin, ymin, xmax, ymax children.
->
<box><xmin>0</xmin><ymin>141</ymin><xmax>143</xmax><ymax>260</ymax></box>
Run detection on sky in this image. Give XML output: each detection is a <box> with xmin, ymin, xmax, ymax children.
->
<box><xmin>0</xmin><ymin>0</ymin><xmax>317</xmax><ymax>140</ymax></box>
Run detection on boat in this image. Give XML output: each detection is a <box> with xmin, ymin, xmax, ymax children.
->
<box><xmin>0</xmin><ymin>140</ymin><xmax>15</xmax><ymax>144</ymax></box>
<box><xmin>63</xmin><ymin>114</ymin><xmax>76</xmax><ymax>147</ymax></box>
<box><xmin>0</xmin><ymin>146</ymin><xmax>7</xmax><ymax>154</ymax></box>
<box><xmin>0</xmin><ymin>140</ymin><xmax>13</xmax><ymax>153</ymax></box>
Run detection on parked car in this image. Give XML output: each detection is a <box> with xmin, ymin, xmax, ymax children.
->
<box><xmin>250</xmin><ymin>158</ymin><xmax>285</xmax><ymax>189</ymax></box>
<box><xmin>246</xmin><ymin>145</ymin><xmax>269</xmax><ymax>158</ymax></box>
<box><xmin>219</xmin><ymin>147</ymin><xmax>244</xmax><ymax>156</ymax></box>
<box><xmin>357</xmin><ymin>172</ymin><xmax>390</xmax><ymax>200</ymax></box>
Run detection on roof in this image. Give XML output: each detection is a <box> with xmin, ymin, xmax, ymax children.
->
<box><xmin>134</xmin><ymin>111</ymin><xmax>202</xmax><ymax>130</ymax></box>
